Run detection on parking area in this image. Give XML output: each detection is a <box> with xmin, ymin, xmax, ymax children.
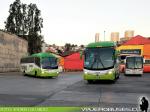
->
<box><xmin>0</xmin><ymin>72</ymin><xmax>149</xmax><ymax>109</ymax></box>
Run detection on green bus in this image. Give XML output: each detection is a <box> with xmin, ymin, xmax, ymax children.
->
<box><xmin>83</xmin><ymin>41</ymin><xmax>120</xmax><ymax>83</ymax></box>
<box><xmin>20</xmin><ymin>52</ymin><xmax>59</xmax><ymax>77</ymax></box>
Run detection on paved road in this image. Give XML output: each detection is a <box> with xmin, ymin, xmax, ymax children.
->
<box><xmin>0</xmin><ymin>72</ymin><xmax>149</xmax><ymax>110</ymax></box>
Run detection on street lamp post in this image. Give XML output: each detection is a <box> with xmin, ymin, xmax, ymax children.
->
<box><xmin>104</xmin><ymin>31</ymin><xmax>106</xmax><ymax>41</ymax></box>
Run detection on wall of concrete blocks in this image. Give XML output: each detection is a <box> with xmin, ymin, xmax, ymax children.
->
<box><xmin>0</xmin><ymin>31</ymin><xmax>28</xmax><ymax>72</ymax></box>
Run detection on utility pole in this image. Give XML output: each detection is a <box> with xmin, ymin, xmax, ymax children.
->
<box><xmin>104</xmin><ymin>31</ymin><xmax>106</xmax><ymax>41</ymax></box>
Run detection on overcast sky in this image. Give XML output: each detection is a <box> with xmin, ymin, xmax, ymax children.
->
<box><xmin>0</xmin><ymin>0</ymin><xmax>150</xmax><ymax>45</ymax></box>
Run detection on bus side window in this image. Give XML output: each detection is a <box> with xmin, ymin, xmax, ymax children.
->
<box><xmin>35</xmin><ymin>57</ymin><xmax>40</xmax><ymax>67</ymax></box>
<box><xmin>29</xmin><ymin>65</ymin><xmax>33</xmax><ymax>67</ymax></box>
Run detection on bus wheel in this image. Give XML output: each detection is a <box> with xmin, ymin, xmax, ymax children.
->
<box><xmin>23</xmin><ymin>71</ymin><xmax>26</xmax><ymax>76</ymax></box>
<box><xmin>116</xmin><ymin>74</ymin><xmax>120</xmax><ymax>79</ymax></box>
<box><xmin>35</xmin><ymin>71</ymin><xmax>37</xmax><ymax>76</ymax></box>
<box><xmin>87</xmin><ymin>80</ymin><xmax>93</xmax><ymax>84</ymax></box>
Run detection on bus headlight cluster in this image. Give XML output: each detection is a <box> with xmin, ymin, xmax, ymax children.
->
<box><xmin>42</xmin><ymin>70</ymin><xmax>45</xmax><ymax>74</ymax></box>
<box><xmin>84</xmin><ymin>72</ymin><xmax>88</xmax><ymax>74</ymax></box>
<box><xmin>108</xmin><ymin>69</ymin><xmax>113</xmax><ymax>74</ymax></box>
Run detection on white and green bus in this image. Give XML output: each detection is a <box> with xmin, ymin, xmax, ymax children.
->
<box><xmin>20</xmin><ymin>52</ymin><xmax>59</xmax><ymax>77</ymax></box>
<box><xmin>83</xmin><ymin>41</ymin><xmax>120</xmax><ymax>83</ymax></box>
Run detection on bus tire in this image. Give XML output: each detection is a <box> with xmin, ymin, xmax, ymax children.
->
<box><xmin>35</xmin><ymin>71</ymin><xmax>37</xmax><ymax>76</ymax></box>
<box><xmin>87</xmin><ymin>80</ymin><xmax>93</xmax><ymax>84</ymax></box>
<box><xmin>112</xmin><ymin>79</ymin><xmax>116</xmax><ymax>83</ymax></box>
<box><xmin>23</xmin><ymin>71</ymin><xmax>26</xmax><ymax>76</ymax></box>
<box><xmin>116</xmin><ymin>74</ymin><xmax>120</xmax><ymax>79</ymax></box>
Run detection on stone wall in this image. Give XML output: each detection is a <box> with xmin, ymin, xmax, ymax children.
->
<box><xmin>0</xmin><ymin>31</ymin><xmax>28</xmax><ymax>72</ymax></box>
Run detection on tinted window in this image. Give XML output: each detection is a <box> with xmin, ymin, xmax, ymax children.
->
<box><xmin>21</xmin><ymin>57</ymin><xmax>35</xmax><ymax>63</ymax></box>
<box><xmin>145</xmin><ymin>60</ymin><xmax>150</xmax><ymax>64</ymax></box>
<box><xmin>126</xmin><ymin>57</ymin><xmax>143</xmax><ymax>69</ymax></box>
<box><xmin>41</xmin><ymin>57</ymin><xmax>58</xmax><ymax>69</ymax></box>
<box><xmin>20</xmin><ymin>57</ymin><xmax>40</xmax><ymax>67</ymax></box>
<box><xmin>34</xmin><ymin>57</ymin><xmax>41</xmax><ymax>67</ymax></box>
<box><xmin>84</xmin><ymin>47</ymin><xmax>115</xmax><ymax>70</ymax></box>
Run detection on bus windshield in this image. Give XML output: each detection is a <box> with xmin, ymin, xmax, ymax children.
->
<box><xmin>41</xmin><ymin>57</ymin><xmax>58</xmax><ymax>69</ymax></box>
<box><xmin>84</xmin><ymin>47</ymin><xmax>115</xmax><ymax>70</ymax></box>
<box><xmin>126</xmin><ymin>57</ymin><xmax>143</xmax><ymax>69</ymax></box>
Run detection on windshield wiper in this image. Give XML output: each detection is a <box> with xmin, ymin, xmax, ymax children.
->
<box><xmin>90</xmin><ymin>57</ymin><xmax>96</xmax><ymax>69</ymax></box>
<box><xmin>97</xmin><ymin>56</ymin><xmax>105</xmax><ymax>68</ymax></box>
<box><xmin>90</xmin><ymin>55</ymin><xmax>105</xmax><ymax>69</ymax></box>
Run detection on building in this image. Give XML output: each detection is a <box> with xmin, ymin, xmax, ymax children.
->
<box><xmin>119</xmin><ymin>37</ymin><xmax>128</xmax><ymax>45</ymax></box>
<box><xmin>0</xmin><ymin>31</ymin><xmax>28</xmax><ymax>72</ymax></box>
<box><xmin>111</xmin><ymin>32</ymin><xmax>119</xmax><ymax>42</ymax></box>
<box><xmin>120</xmin><ymin>30</ymin><xmax>134</xmax><ymax>44</ymax></box>
<box><xmin>124</xmin><ymin>30</ymin><xmax>134</xmax><ymax>39</ymax></box>
<box><xmin>117</xmin><ymin>35</ymin><xmax>150</xmax><ymax>73</ymax></box>
<box><xmin>95</xmin><ymin>33</ymin><xmax>99</xmax><ymax>42</ymax></box>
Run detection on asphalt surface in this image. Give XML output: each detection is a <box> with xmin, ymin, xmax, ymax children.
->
<box><xmin>0</xmin><ymin>72</ymin><xmax>149</xmax><ymax>110</ymax></box>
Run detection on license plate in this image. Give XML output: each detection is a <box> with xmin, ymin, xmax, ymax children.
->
<box><xmin>95</xmin><ymin>72</ymin><xmax>100</xmax><ymax>75</ymax></box>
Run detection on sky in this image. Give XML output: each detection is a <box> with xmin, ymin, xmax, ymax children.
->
<box><xmin>0</xmin><ymin>0</ymin><xmax>150</xmax><ymax>46</ymax></box>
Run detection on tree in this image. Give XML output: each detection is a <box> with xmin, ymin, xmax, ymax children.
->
<box><xmin>4</xmin><ymin>0</ymin><xmax>43</xmax><ymax>54</ymax></box>
<box><xmin>21</xmin><ymin>3</ymin><xmax>28</xmax><ymax>36</ymax></box>
<box><xmin>64</xmin><ymin>43</ymin><xmax>71</xmax><ymax>52</ymax></box>
<box><xmin>27</xmin><ymin>3</ymin><xmax>43</xmax><ymax>54</ymax></box>
<box><xmin>80</xmin><ymin>45</ymin><xmax>84</xmax><ymax>48</ymax></box>
<box><xmin>5</xmin><ymin>0</ymin><xmax>22</xmax><ymax>34</ymax></box>
<box><xmin>28</xmin><ymin>34</ymin><xmax>44</xmax><ymax>54</ymax></box>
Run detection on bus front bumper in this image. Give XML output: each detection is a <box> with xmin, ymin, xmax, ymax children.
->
<box><xmin>83</xmin><ymin>72</ymin><xmax>116</xmax><ymax>81</ymax></box>
<box><xmin>41</xmin><ymin>72</ymin><xmax>59</xmax><ymax>77</ymax></box>
<box><xmin>125</xmin><ymin>69</ymin><xmax>143</xmax><ymax>75</ymax></box>
<box><xmin>40</xmin><ymin>69</ymin><xmax>59</xmax><ymax>77</ymax></box>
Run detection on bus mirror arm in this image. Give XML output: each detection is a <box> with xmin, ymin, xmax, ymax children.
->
<box><xmin>124</xmin><ymin>59</ymin><xmax>126</xmax><ymax>63</ymax></box>
<box><xmin>143</xmin><ymin>59</ymin><xmax>145</xmax><ymax>63</ymax></box>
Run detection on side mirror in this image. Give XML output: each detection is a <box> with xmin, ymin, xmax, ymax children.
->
<box><xmin>143</xmin><ymin>59</ymin><xmax>145</xmax><ymax>63</ymax></box>
<box><xmin>124</xmin><ymin>59</ymin><xmax>126</xmax><ymax>63</ymax></box>
<box><xmin>116</xmin><ymin>59</ymin><xmax>119</xmax><ymax>64</ymax></box>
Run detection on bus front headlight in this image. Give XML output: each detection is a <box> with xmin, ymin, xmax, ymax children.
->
<box><xmin>84</xmin><ymin>71</ymin><xmax>88</xmax><ymax>74</ymax></box>
<box><xmin>42</xmin><ymin>70</ymin><xmax>45</xmax><ymax>74</ymax></box>
<box><xmin>108</xmin><ymin>69</ymin><xmax>113</xmax><ymax>74</ymax></box>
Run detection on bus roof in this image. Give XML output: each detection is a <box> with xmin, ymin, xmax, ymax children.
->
<box><xmin>126</xmin><ymin>55</ymin><xmax>143</xmax><ymax>58</ymax></box>
<box><xmin>86</xmin><ymin>41</ymin><xmax>116</xmax><ymax>48</ymax></box>
<box><xmin>31</xmin><ymin>52</ymin><xmax>56</xmax><ymax>58</ymax></box>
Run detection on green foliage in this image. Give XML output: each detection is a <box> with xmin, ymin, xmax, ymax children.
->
<box><xmin>28</xmin><ymin>34</ymin><xmax>44</xmax><ymax>54</ymax></box>
<box><xmin>4</xmin><ymin>0</ymin><xmax>43</xmax><ymax>54</ymax></box>
<box><xmin>64</xmin><ymin>43</ymin><xmax>72</xmax><ymax>52</ymax></box>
